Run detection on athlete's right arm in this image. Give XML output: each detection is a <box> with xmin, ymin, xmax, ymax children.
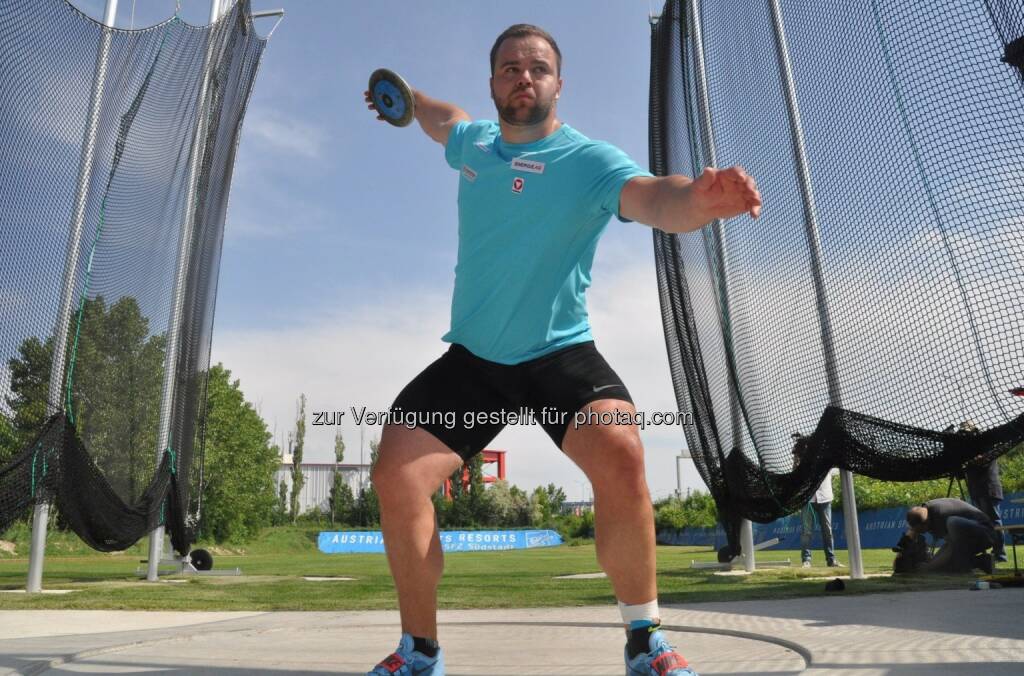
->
<box><xmin>411</xmin><ymin>90</ymin><xmax>471</xmax><ymax>145</ymax></box>
<box><xmin>363</xmin><ymin>88</ymin><xmax>470</xmax><ymax>145</ymax></box>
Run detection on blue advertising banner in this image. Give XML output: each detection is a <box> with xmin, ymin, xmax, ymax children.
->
<box><xmin>318</xmin><ymin>529</ymin><xmax>563</xmax><ymax>554</ymax></box>
<box><xmin>658</xmin><ymin>491</ymin><xmax>1024</xmax><ymax>550</ymax></box>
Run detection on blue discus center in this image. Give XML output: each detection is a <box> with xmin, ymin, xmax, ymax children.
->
<box><xmin>373</xmin><ymin>80</ymin><xmax>406</xmax><ymax>119</ymax></box>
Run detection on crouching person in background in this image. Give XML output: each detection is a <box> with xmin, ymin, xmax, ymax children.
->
<box><xmin>905</xmin><ymin>497</ymin><xmax>998</xmax><ymax>574</ymax></box>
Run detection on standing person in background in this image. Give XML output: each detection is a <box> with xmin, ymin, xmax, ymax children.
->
<box><xmin>965</xmin><ymin>460</ymin><xmax>1005</xmax><ymax>563</ymax></box>
<box><xmin>960</xmin><ymin>422</ymin><xmax>1007</xmax><ymax>563</ymax></box>
<box><xmin>800</xmin><ymin>469</ymin><xmax>843</xmax><ymax>568</ymax></box>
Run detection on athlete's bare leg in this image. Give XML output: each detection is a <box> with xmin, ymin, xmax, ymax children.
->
<box><xmin>371</xmin><ymin>424</ymin><xmax>464</xmax><ymax>640</ymax></box>
<box><xmin>561</xmin><ymin>399</ymin><xmax>657</xmax><ymax>605</ymax></box>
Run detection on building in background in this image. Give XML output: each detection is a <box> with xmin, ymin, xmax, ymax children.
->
<box><xmin>276</xmin><ymin>454</ymin><xmax>370</xmax><ymax>514</ymax></box>
<box><xmin>280</xmin><ymin>449</ymin><xmax>510</xmax><ymax>512</ymax></box>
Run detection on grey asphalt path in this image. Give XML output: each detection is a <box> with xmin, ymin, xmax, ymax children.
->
<box><xmin>0</xmin><ymin>589</ymin><xmax>1020</xmax><ymax>675</ymax></box>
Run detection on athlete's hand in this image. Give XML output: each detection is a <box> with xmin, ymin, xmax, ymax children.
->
<box><xmin>364</xmin><ymin>89</ymin><xmax>385</xmax><ymax>122</ymax></box>
<box><xmin>690</xmin><ymin>166</ymin><xmax>762</xmax><ymax>221</ymax></box>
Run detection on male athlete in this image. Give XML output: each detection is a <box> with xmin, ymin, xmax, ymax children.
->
<box><xmin>364</xmin><ymin>25</ymin><xmax>761</xmax><ymax>676</ymax></box>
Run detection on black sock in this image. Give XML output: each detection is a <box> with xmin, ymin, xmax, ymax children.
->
<box><xmin>626</xmin><ymin>623</ymin><xmax>660</xmax><ymax>659</ymax></box>
<box><xmin>412</xmin><ymin>636</ymin><xmax>439</xmax><ymax>658</ymax></box>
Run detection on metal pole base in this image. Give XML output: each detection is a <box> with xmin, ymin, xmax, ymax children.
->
<box><xmin>145</xmin><ymin>526</ymin><xmax>165</xmax><ymax>581</ymax></box>
<box><xmin>741</xmin><ymin>519</ymin><xmax>756</xmax><ymax>572</ymax></box>
<box><xmin>840</xmin><ymin>469</ymin><xmax>866</xmax><ymax>579</ymax></box>
<box><xmin>26</xmin><ymin>501</ymin><xmax>50</xmax><ymax>593</ymax></box>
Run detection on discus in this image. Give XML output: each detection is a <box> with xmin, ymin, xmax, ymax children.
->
<box><xmin>368</xmin><ymin>68</ymin><xmax>415</xmax><ymax>127</ymax></box>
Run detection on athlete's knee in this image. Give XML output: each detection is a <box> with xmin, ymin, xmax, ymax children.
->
<box><xmin>370</xmin><ymin>435</ymin><xmax>419</xmax><ymax>500</ymax></box>
<box><xmin>372</xmin><ymin>462</ymin><xmax>431</xmax><ymax>508</ymax></box>
<box><xmin>372</xmin><ymin>426</ymin><xmax>458</xmax><ymax>504</ymax></box>
<box><xmin>591</xmin><ymin>434</ymin><xmax>647</xmax><ymax>494</ymax></box>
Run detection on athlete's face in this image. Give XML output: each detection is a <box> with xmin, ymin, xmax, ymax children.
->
<box><xmin>490</xmin><ymin>36</ymin><xmax>562</xmax><ymax>127</ymax></box>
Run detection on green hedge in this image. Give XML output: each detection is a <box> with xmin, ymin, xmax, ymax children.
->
<box><xmin>835</xmin><ymin>443</ymin><xmax>1024</xmax><ymax>511</ymax></box>
<box><xmin>653</xmin><ymin>492</ymin><xmax>718</xmax><ymax>530</ymax></box>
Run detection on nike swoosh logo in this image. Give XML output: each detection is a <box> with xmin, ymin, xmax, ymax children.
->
<box><xmin>592</xmin><ymin>384</ymin><xmax>619</xmax><ymax>393</ymax></box>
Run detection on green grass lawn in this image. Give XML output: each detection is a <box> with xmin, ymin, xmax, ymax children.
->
<box><xmin>0</xmin><ymin>526</ymin><xmax>995</xmax><ymax>610</ymax></box>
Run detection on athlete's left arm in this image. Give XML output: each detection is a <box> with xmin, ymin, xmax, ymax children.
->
<box><xmin>619</xmin><ymin>167</ymin><xmax>762</xmax><ymax>234</ymax></box>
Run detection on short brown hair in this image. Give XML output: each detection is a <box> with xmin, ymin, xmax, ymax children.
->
<box><xmin>490</xmin><ymin>24</ymin><xmax>562</xmax><ymax>76</ymax></box>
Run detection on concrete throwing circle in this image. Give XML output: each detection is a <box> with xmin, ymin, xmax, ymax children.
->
<box><xmin>33</xmin><ymin>617</ymin><xmax>807</xmax><ymax>675</ymax></box>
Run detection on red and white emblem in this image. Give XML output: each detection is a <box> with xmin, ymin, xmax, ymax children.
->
<box><xmin>512</xmin><ymin>176</ymin><xmax>525</xmax><ymax>194</ymax></box>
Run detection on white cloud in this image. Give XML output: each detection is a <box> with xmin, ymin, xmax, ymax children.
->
<box><xmin>243</xmin><ymin>109</ymin><xmax>329</xmax><ymax>160</ymax></box>
<box><xmin>21</xmin><ymin>71</ymin><xmax>91</xmax><ymax>150</ymax></box>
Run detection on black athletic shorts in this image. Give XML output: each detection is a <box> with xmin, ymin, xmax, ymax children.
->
<box><xmin>390</xmin><ymin>341</ymin><xmax>633</xmax><ymax>460</ymax></box>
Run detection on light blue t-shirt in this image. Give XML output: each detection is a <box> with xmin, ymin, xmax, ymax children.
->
<box><xmin>442</xmin><ymin>120</ymin><xmax>652</xmax><ymax>365</ymax></box>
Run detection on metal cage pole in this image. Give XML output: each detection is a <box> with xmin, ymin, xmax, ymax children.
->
<box><xmin>146</xmin><ymin>0</ymin><xmax>225</xmax><ymax>581</ymax></box>
<box><xmin>26</xmin><ymin>0</ymin><xmax>120</xmax><ymax>594</ymax></box>
<box><xmin>767</xmin><ymin>0</ymin><xmax>864</xmax><ymax>579</ymax></box>
<box><xmin>687</xmin><ymin>0</ymin><xmax>755</xmax><ymax>572</ymax></box>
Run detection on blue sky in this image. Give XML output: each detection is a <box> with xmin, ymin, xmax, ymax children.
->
<box><xmin>68</xmin><ymin>0</ymin><xmax>704</xmax><ymax>500</ymax></box>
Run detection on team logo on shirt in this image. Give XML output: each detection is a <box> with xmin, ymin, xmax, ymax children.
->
<box><xmin>511</xmin><ymin>158</ymin><xmax>545</xmax><ymax>174</ymax></box>
<box><xmin>512</xmin><ymin>176</ymin><xmax>525</xmax><ymax>194</ymax></box>
<box><xmin>461</xmin><ymin>164</ymin><xmax>477</xmax><ymax>182</ymax></box>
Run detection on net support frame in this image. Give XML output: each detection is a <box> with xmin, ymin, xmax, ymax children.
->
<box><xmin>145</xmin><ymin>0</ymin><xmax>226</xmax><ymax>581</ymax></box>
<box><xmin>26</xmin><ymin>0</ymin><xmax>120</xmax><ymax>594</ymax></box>
<box><xmin>687</xmin><ymin>0</ymin><xmax>757</xmax><ymax>570</ymax></box>
<box><xmin>740</xmin><ymin>518</ymin><xmax>755</xmax><ymax>572</ymax></box>
<box><xmin>766</xmin><ymin>0</ymin><xmax>864</xmax><ymax>579</ymax></box>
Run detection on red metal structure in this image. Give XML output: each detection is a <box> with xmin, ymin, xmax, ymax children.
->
<box><xmin>442</xmin><ymin>449</ymin><xmax>506</xmax><ymax>498</ymax></box>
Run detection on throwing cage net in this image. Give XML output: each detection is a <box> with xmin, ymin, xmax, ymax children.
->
<box><xmin>0</xmin><ymin>0</ymin><xmax>266</xmax><ymax>555</ymax></box>
<box><xmin>649</xmin><ymin>0</ymin><xmax>1024</xmax><ymax>549</ymax></box>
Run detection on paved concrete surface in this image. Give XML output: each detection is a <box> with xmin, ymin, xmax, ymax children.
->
<box><xmin>0</xmin><ymin>589</ymin><xmax>1021</xmax><ymax>675</ymax></box>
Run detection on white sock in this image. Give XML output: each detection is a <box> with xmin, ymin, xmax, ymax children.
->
<box><xmin>618</xmin><ymin>599</ymin><xmax>660</xmax><ymax>627</ymax></box>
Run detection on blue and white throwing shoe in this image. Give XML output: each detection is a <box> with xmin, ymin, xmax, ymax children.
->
<box><xmin>367</xmin><ymin>633</ymin><xmax>445</xmax><ymax>675</ymax></box>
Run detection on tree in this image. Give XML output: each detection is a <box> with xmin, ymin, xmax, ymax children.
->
<box><xmin>275</xmin><ymin>479</ymin><xmax>289</xmax><ymax>525</ymax></box>
<box><xmin>5</xmin><ymin>296</ymin><xmax>165</xmax><ymax>501</ymax></box>
<box><xmin>353</xmin><ymin>437</ymin><xmax>383</xmax><ymax>526</ymax></box>
<box><xmin>653</xmin><ymin>491</ymin><xmax>718</xmax><ymax>530</ymax></box>
<box><xmin>288</xmin><ymin>394</ymin><xmax>306</xmax><ymax>522</ymax></box>
<box><xmin>543</xmin><ymin>483</ymin><xmax>567</xmax><ymax>514</ymax></box>
<box><xmin>328</xmin><ymin>429</ymin><xmax>348</xmax><ymax>524</ymax></box>
<box><xmin>508</xmin><ymin>484</ymin><xmax>532</xmax><ymax>526</ymax></box>
<box><xmin>75</xmin><ymin>296</ymin><xmax>165</xmax><ymax>501</ymax></box>
<box><xmin>467</xmin><ymin>454</ymin><xmax>497</xmax><ymax>525</ymax></box>
<box><xmin>369</xmin><ymin>437</ymin><xmax>381</xmax><ymax>468</ymax></box>
<box><xmin>0</xmin><ymin>412</ymin><xmax>18</xmax><ymax>466</ymax></box>
<box><xmin>352</xmin><ymin>438</ymin><xmax>385</xmax><ymax>528</ymax></box>
<box><xmin>5</xmin><ymin>335</ymin><xmax>53</xmax><ymax>449</ymax></box>
<box><xmin>485</xmin><ymin>479</ymin><xmax>530</xmax><ymax>526</ymax></box>
<box><xmin>198</xmin><ymin>363</ymin><xmax>280</xmax><ymax>542</ymax></box>
<box><xmin>330</xmin><ymin>481</ymin><xmax>355</xmax><ymax>526</ymax></box>
<box><xmin>529</xmin><ymin>486</ymin><xmax>553</xmax><ymax>527</ymax></box>
<box><xmin>334</xmin><ymin>429</ymin><xmax>346</xmax><ymax>464</ymax></box>
<box><xmin>442</xmin><ymin>462</ymin><xmax>472</xmax><ymax>527</ymax></box>
<box><xmin>354</xmin><ymin>484</ymin><xmax>380</xmax><ymax>526</ymax></box>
